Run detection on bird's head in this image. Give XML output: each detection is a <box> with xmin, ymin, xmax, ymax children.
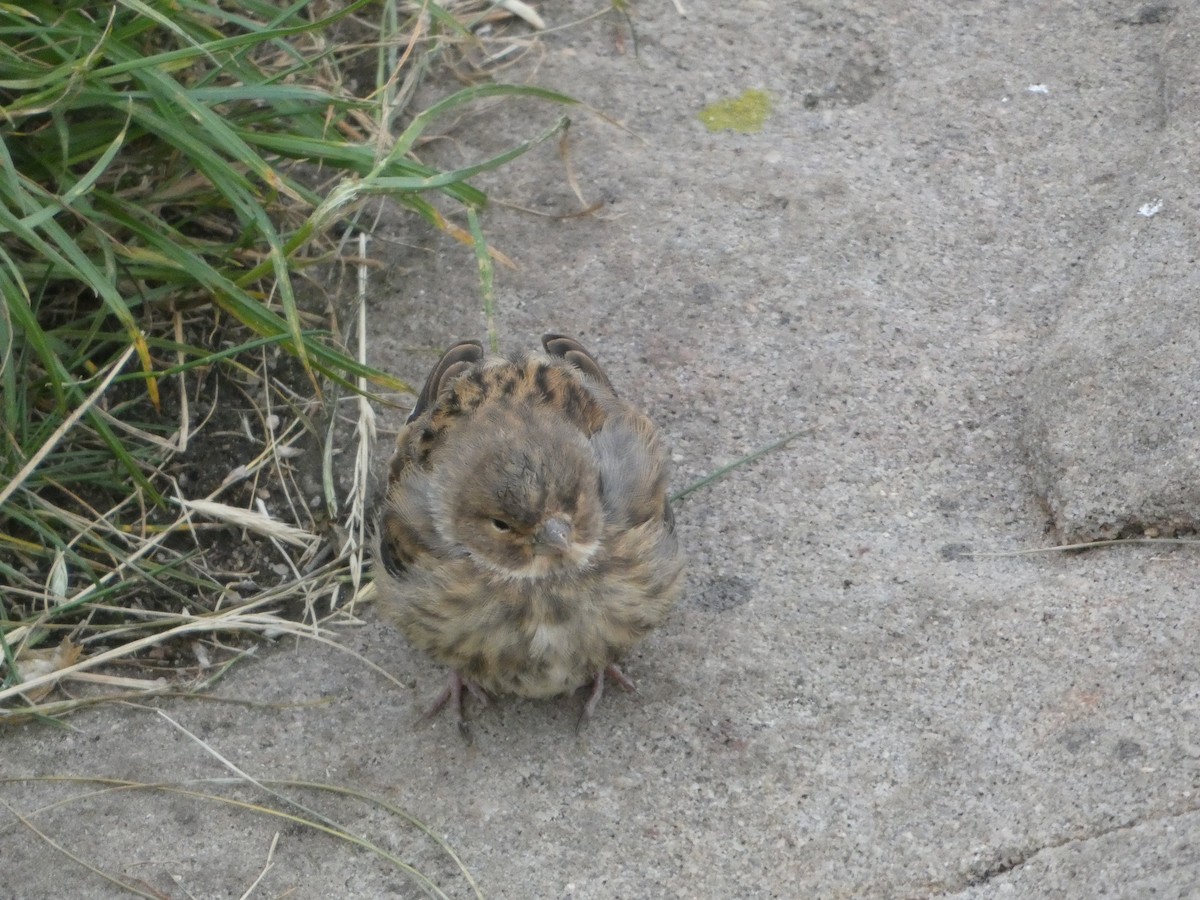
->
<box><xmin>435</xmin><ymin>408</ymin><xmax>603</xmax><ymax>579</ymax></box>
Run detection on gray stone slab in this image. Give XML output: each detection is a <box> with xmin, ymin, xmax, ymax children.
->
<box><xmin>1023</xmin><ymin>7</ymin><xmax>1200</xmax><ymax>542</ymax></box>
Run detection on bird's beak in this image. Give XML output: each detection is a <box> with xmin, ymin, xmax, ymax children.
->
<box><xmin>535</xmin><ymin>516</ymin><xmax>572</xmax><ymax>554</ymax></box>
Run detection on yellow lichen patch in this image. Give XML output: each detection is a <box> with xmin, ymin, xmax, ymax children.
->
<box><xmin>698</xmin><ymin>89</ymin><xmax>772</xmax><ymax>133</ymax></box>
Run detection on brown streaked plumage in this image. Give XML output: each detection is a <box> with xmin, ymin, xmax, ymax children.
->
<box><xmin>376</xmin><ymin>334</ymin><xmax>684</xmax><ymax>732</ymax></box>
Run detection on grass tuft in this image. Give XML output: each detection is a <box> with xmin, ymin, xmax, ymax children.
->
<box><xmin>1</xmin><ymin>0</ymin><xmax>576</xmax><ymax>717</ymax></box>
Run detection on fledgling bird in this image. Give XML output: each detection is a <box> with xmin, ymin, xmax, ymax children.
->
<box><xmin>376</xmin><ymin>334</ymin><xmax>684</xmax><ymax>731</ymax></box>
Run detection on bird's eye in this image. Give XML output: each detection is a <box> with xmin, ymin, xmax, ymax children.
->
<box><xmin>490</xmin><ymin>518</ymin><xmax>512</xmax><ymax>532</ymax></box>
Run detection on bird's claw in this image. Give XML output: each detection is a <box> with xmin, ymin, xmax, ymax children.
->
<box><xmin>577</xmin><ymin>663</ymin><xmax>637</xmax><ymax>732</ymax></box>
<box><xmin>422</xmin><ymin>671</ymin><xmax>487</xmax><ymax>742</ymax></box>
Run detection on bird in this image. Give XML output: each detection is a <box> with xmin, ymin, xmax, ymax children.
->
<box><xmin>375</xmin><ymin>333</ymin><xmax>684</xmax><ymax>733</ymax></box>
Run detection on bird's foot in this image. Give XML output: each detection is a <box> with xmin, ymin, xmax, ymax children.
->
<box><xmin>578</xmin><ymin>664</ymin><xmax>637</xmax><ymax>732</ymax></box>
<box><xmin>422</xmin><ymin>671</ymin><xmax>488</xmax><ymax>741</ymax></box>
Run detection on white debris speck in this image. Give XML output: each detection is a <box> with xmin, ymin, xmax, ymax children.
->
<box><xmin>1138</xmin><ymin>198</ymin><xmax>1164</xmax><ymax>217</ymax></box>
<box><xmin>1027</xmin><ymin>84</ymin><xmax>1049</xmax><ymax>94</ymax></box>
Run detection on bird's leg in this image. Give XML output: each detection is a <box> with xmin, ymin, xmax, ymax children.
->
<box><xmin>578</xmin><ymin>663</ymin><xmax>637</xmax><ymax>731</ymax></box>
<box><xmin>422</xmin><ymin>671</ymin><xmax>488</xmax><ymax>740</ymax></box>
<box><xmin>604</xmin><ymin>663</ymin><xmax>637</xmax><ymax>693</ymax></box>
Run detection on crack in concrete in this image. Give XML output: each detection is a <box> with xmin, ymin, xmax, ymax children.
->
<box><xmin>919</xmin><ymin>801</ymin><xmax>1200</xmax><ymax>897</ymax></box>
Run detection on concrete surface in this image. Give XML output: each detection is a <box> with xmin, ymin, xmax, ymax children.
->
<box><xmin>5</xmin><ymin>1</ymin><xmax>1200</xmax><ymax>898</ymax></box>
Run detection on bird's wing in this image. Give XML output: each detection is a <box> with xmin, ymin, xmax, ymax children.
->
<box><xmin>390</xmin><ymin>340</ymin><xmax>486</xmax><ymax>482</ymax></box>
<box><xmin>542</xmin><ymin>333</ymin><xmax>617</xmax><ymax>397</ymax></box>
<box><xmin>407</xmin><ymin>339</ymin><xmax>485</xmax><ymax>424</ymax></box>
<box><xmin>378</xmin><ymin>469</ymin><xmax>447</xmax><ymax>577</ymax></box>
<box><xmin>591</xmin><ymin>404</ymin><xmax>673</xmax><ymax>530</ymax></box>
